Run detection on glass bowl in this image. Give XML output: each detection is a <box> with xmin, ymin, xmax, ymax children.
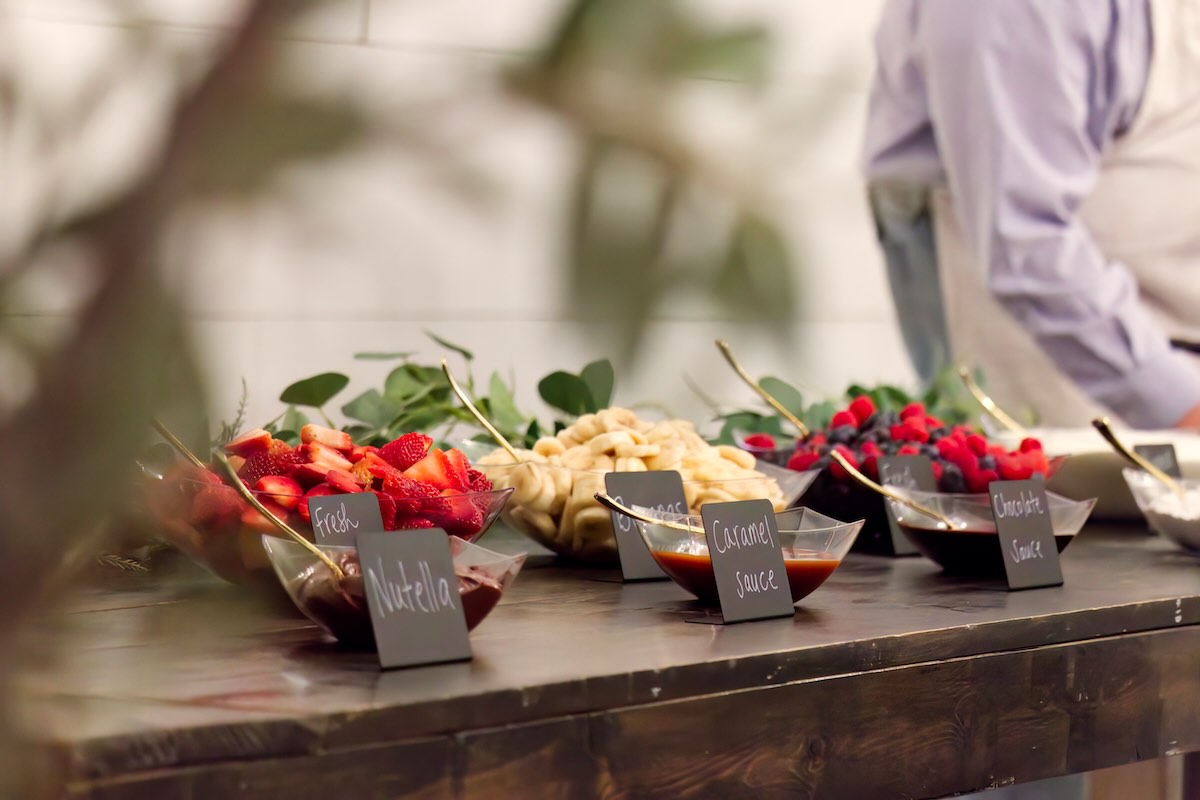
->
<box><xmin>262</xmin><ymin>536</ymin><xmax>526</xmax><ymax>647</ymax></box>
<box><xmin>143</xmin><ymin>463</ymin><xmax>512</xmax><ymax>586</ymax></box>
<box><xmin>464</xmin><ymin>440</ymin><xmax>818</xmax><ymax>564</ymax></box>
<box><xmin>885</xmin><ymin>488</ymin><xmax>1096</xmax><ymax>576</ymax></box>
<box><xmin>624</xmin><ymin>505</ymin><xmax>862</xmax><ymax>606</ymax></box>
<box><xmin>1122</xmin><ymin>469</ymin><xmax>1200</xmax><ymax>553</ymax></box>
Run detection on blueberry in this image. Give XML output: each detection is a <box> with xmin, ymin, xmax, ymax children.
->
<box><xmin>939</xmin><ymin>463</ymin><xmax>965</xmax><ymax>493</ymax></box>
<box><xmin>861</xmin><ymin>413</ymin><xmax>878</xmax><ymax>429</ymax></box>
<box><xmin>828</xmin><ymin>425</ymin><xmax>857</xmax><ymax>445</ymax></box>
<box><xmin>978</xmin><ymin>455</ymin><xmax>997</xmax><ymax>471</ymax></box>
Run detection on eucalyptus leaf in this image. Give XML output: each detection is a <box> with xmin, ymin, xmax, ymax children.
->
<box><xmin>579</xmin><ymin>359</ymin><xmax>614</xmax><ymax>410</ymax></box>
<box><xmin>279</xmin><ymin>373</ymin><xmax>348</xmax><ymax>408</ymax></box>
<box><xmin>758</xmin><ymin>376</ymin><xmax>804</xmax><ymax>417</ymax></box>
<box><xmin>539</xmin><ymin>371</ymin><xmax>594</xmax><ymax>417</ymax></box>
<box><xmin>274</xmin><ymin>429</ymin><xmax>301</xmax><ymax>446</ymax></box>
<box><xmin>341</xmin><ymin>389</ymin><xmax>402</xmax><ymax>429</ymax></box>
<box><xmin>384</xmin><ymin>365</ymin><xmax>427</xmax><ymax>400</ymax></box>
<box><xmin>488</xmin><ymin>372</ymin><xmax>527</xmax><ymax>432</ymax></box>
<box><xmin>425</xmin><ymin>331</ymin><xmax>474</xmax><ymax>362</ymax></box>
<box><xmin>670</xmin><ymin>27</ymin><xmax>768</xmax><ymax>83</ymax></box>
<box><xmin>280</xmin><ymin>406</ymin><xmax>309</xmax><ymax>432</ymax></box>
<box><xmin>354</xmin><ymin>352</ymin><xmax>416</xmax><ymax>361</ymax></box>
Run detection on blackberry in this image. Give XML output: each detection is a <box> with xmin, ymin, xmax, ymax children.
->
<box><xmin>828</xmin><ymin>425</ymin><xmax>857</xmax><ymax>445</ymax></box>
<box><xmin>939</xmin><ymin>462</ymin><xmax>966</xmax><ymax>493</ymax></box>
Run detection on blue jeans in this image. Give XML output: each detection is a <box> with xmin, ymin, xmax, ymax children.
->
<box><xmin>868</xmin><ymin>182</ymin><xmax>952</xmax><ymax>385</ymax></box>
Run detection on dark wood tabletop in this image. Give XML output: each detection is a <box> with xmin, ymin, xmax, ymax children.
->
<box><xmin>29</xmin><ymin>525</ymin><xmax>1200</xmax><ymax>799</ymax></box>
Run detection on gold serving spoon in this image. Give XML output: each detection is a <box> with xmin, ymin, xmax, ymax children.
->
<box><xmin>441</xmin><ymin>357</ymin><xmax>522</xmax><ymax>464</ymax></box>
<box><xmin>829</xmin><ymin>449</ymin><xmax>957</xmax><ymax>530</ymax></box>
<box><xmin>957</xmin><ymin>366</ymin><xmax>1028</xmax><ymax>437</ymax></box>
<box><xmin>715</xmin><ymin>339</ymin><xmax>810</xmax><ymax>437</ymax></box>
<box><xmin>1091</xmin><ymin>416</ymin><xmax>1185</xmax><ymax>499</ymax></box>
<box><xmin>151</xmin><ymin>418</ymin><xmax>345</xmax><ymax>581</ymax></box>
<box><xmin>594</xmin><ymin>492</ymin><xmax>702</xmax><ymax>534</ymax></box>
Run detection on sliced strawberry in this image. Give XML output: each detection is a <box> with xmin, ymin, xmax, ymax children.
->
<box><xmin>362</xmin><ymin>451</ymin><xmax>403</xmax><ymax>481</ymax></box>
<box><xmin>237</xmin><ymin>452</ymin><xmax>279</xmax><ymax>486</ymax></box>
<box><xmin>224</xmin><ymin>428</ymin><xmax>272</xmax><ymax>458</ymax></box>
<box><xmin>298</xmin><ymin>483</ymin><xmax>338</xmax><ymax>524</ymax></box>
<box><xmin>393</xmin><ymin>516</ymin><xmax>437</xmax><ymax>530</ymax></box>
<box><xmin>254</xmin><ymin>475</ymin><xmax>304</xmax><ymax>511</ymax></box>
<box><xmin>402</xmin><ymin>449</ymin><xmax>458</xmax><ymax>491</ymax></box>
<box><xmin>467</xmin><ymin>468</ymin><xmax>492</xmax><ymax>492</ymax></box>
<box><xmin>372</xmin><ymin>490</ymin><xmax>398</xmax><ymax>531</ymax></box>
<box><xmin>292</xmin><ymin>462</ymin><xmax>333</xmax><ymax>487</ymax></box>
<box><xmin>240</xmin><ymin>499</ymin><xmax>288</xmax><ymax>534</ymax></box>
<box><xmin>443</xmin><ymin>448</ymin><xmax>472</xmax><ymax>491</ymax></box>
<box><xmin>300</xmin><ymin>424</ymin><xmax>353</xmax><ymax>452</ymax></box>
<box><xmin>347</xmin><ymin>445</ymin><xmax>379</xmax><ymax>464</ymax></box>
<box><xmin>300</xmin><ymin>442</ymin><xmax>353</xmax><ymax>472</ymax></box>
<box><xmin>189</xmin><ymin>484</ymin><xmax>243</xmax><ymax>528</ymax></box>
<box><xmin>325</xmin><ymin>468</ymin><xmax>365</xmax><ymax>494</ymax></box>
<box><xmin>382</xmin><ymin>473</ymin><xmax>441</xmax><ymax>514</ymax></box>
<box><xmin>426</xmin><ymin>490</ymin><xmax>485</xmax><ymax>538</ymax></box>
<box><xmin>379</xmin><ymin>432</ymin><xmax>433</xmax><ymax>471</ymax></box>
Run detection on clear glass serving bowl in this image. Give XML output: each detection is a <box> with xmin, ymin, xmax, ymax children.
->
<box><xmin>463</xmin><ymin>440</ymin><xmax>817</xmax><ymax>565</ymax></box>
<box><xmin>1122</xmin><ymin>469</ymin><xmax>1200</xmax><ymax>553</ymax></box>
<box><xmin>143</xmin><ymin>463</ymin><xmax>512</xmax><ymax>587</ymax></box>
<box><xmin>885</xmin><ymin>488</ymin><xmax>1097</xmax><ymax>576</ymax></box>
<box><xmin>262</xmin><ymin>536</ymin><xmax>526</xmax><ymax>647</ymax></box>
<box><xmin>623</xmin><ymin>505</ymin><xmax>862</xmax><ymax>606</ymax></box>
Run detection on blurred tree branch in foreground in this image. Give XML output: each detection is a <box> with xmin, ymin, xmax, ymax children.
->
<box><xmin>0</xmin><ymin>1</ymin><xmax>802</xmax><ymax>795</ymax></box>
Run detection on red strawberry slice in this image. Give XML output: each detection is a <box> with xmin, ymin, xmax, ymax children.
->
<box><xmin>443</xmin><ymin>448</ymin><xmax>472</xmax><ymax>492</ymax></box>
<box><xmin>402</xmin><ymin>449</ymin><xmax>458</xmax><ymax>491</ymax></box>
<box><xmin>371</xmin><ymin>490</ymin><xmax>399</xmax><ymax>530</ymax></box>
<box><xmin>325</xmin><ymin>469</ymin><xmax>364</xmax><ymax>494</ymax></box>
<box><xmin>237</xmin><ymin>452</ymin><xmax>279</xmax><ymax>486</ymax></box>
<box><xmin>292</xmin><ymin>462</ymin><xmax>333</xmax><ymax>487</ymax></box>
<box><xmin>189</xmin><ymin>485</ymin><xmax>243</xmax><ymax>528</ymax></box>
<box><xmin>224</xmin><ymin>428</ymin><xmax>272</xmax><ymax>458</ymax></box>
<box><xmin>300</xmin><ymin>424</ymin><xmax>353</xmax><ymax>452</ymax></box>
<box><xmin>362</xmin><ymin>451</ymin><xmax>403</xmax><ymax>481</ymax></box>
<box><xmin>393</xmin><ymin>516</ymin><xmax>437</xmax><ymax>530</ymax></box>
<box><xmin>240</xmin><ymin>499</ymin><xmax>289</xmax><ymax>533</ymax></box>
<box><xmin>383</xmin><ymin>473</ymin><xmax>441</xmax><ymax>514</ymax></box>
<box><xmin>300</xmin><ymin>442</ymin><xmax>353</xmax><ymax>472</ymax></box>
<box><xmin>848</xmin><ymin>395</ymin><xmax>876</xmax><ymax>424</ymax></box>
<box><xmin>379</xmin><ymin>433</ymin><xmax>433</xmax><ymax>471</ymax></box>
<box><xmin>298</xmin><ymin>484</ymin><xmax>338</xmax><ymax>524</ymax></box>
<box><xmin>427</xmin><ymin>490</ymin><xmax>485</xmax><ymax>538</ymax></box>
<box><xmin>254</xmin><ymin>475</ymin><xmax>304</xmax><ymax>511</ymax></box>
<box><xmin>347</xmin><ymin>445</ymin><xmax>379</xmax><ymax>464</ymax></box>
<box><xmin>467</xmin><ymin>468</ymin><xmax>492</xmax><ymax>492</ymax></box>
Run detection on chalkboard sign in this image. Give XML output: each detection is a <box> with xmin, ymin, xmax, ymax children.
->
<box><xmin>604</xmin><ymin>471</ymin><xmax>686</xmax><ymax>581</ymax></box>
<box><xmin>357</xmin><ymin>528</ymin><xmax>472</xmax><ymax>669</ymax></box>
<box><xmin>307</xmin><ymin>492</ymin><xmax>384</xmax><ymax>547</ymax></box>
<box><xmin>1133</xmin><ymin>444</ymin><xmax>1183</xmax><ymax>479</ymax></box>
<box><xmin>700</xmin><ymin>499</ymin><xmax>795</xmax><ymax>624</ymax></box>
<box><xmin>988</xmin><ymin>480</ymin><xmax>1063</xmax><ymax>591</ymax></box>
<box><xmin>877</xmin><ymin>455</ymin><xmax>934</xmax><ymax>557</ymax></box>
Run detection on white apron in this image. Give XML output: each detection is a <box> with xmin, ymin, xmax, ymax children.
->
<box><xmin>932</xmin><ymin>0</ymin><xmax>1200</xmax><ymax>428</ymax></box>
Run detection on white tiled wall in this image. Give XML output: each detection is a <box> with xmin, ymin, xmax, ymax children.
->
<box><xmin>0</xmin><ymin>0</ymin><xmax>909</xmax><ymax>432</ymax></box>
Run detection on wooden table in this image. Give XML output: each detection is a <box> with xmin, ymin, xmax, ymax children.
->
<box><xmin>28</xmin><ymin>526</ymin><xmax>1200</xmax><ymax>799</ymax></box>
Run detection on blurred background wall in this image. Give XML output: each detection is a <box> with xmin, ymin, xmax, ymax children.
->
<box><xmin>0</xmin><ymin>0</ymin><xmax>907</xmax><ymax>428</ymax></box>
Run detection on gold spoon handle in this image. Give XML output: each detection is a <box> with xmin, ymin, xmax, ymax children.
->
<box><xmin>441</xmin><ymin>358</ymin><xmax>522</xmax><ymax>463</ymax></box>
<box><xmin>213</xmin><ymin>453</ymin><xmax>346</xmax><ymax>581</ymax></box>
<box><xmin>957</xmin><ymin>366</ymin><xmax>1028</xmax><ymax>437</ymax></box>
<box><xmin>151</xmin><ymin>418</ymin><xmax>209</xmax><ymax>471</ymax></box>
<box><xmin>1092</xmin><ymin>417</ymin><xmax>1185</xmax><ymax>499</ymax></box>
<box><xmin>715</xmin><ymin>339</ymin><xmax>810</xmax><ymax>438</ymax></box>
<box><xmin>594</xmin><ymin>492</ymin><xmax>701</xmax><ymax>534</ymax></box>
<box><xmin>829</xmin><ymin>449</ymin><xmax>956</xmax><ymax>529</ymax></box>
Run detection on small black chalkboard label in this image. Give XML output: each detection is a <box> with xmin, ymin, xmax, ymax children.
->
<box><xmin>357</xmin><ymin>528</ymin><xmax>472</xmax><ymax>669</ymax></box>
<box><xmin>878</xmin><ymin>455</ymin><xmax>935</xmax><ymax>557</ymax></box>
<box><xmin>605</xmin><ymin>471</ymin><xmax>687</xmax><ymax>581</ymax></box>
<box><xmin>1133</xmin><ymin>444</ymin><xmax>1183</xmax><ymax>478</ymax></box>
<box><xmin>700</xmin><ymin>499</ymin><xmax>794</xmax><ymax>623</ymax></box>
<box><xmin>988</xmin><ymin>480</ymin><xmax>1063</xmax><ymax>591</ymax></box>
<box><xmin>307</xmin><ymin>492</ymin><xmax>384</xmax><ymax>547</ymax></box>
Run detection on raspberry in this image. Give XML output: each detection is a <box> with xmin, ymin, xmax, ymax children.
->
<box><xmin>899</xmin><ymin>402</ymin><xmax>925</xmax><ymax>420</ymax></box>
<box><xmin>1019</xmin><ymin>437</ymin><xmax>1043</xmax><ymax>453</ymax></box>
<box><xmin>787</xmin><ymin>451</ymin><xmax>821</xmax><ymax>471</ymax></box>
<box><xmin>743</xmin><ymin>433</ymin><xmax>778</xmax><ymax>449</ymax></box>
<box><xmin>830</xmin><ymin>410</ymin><xmax>857</xmax><ymax>429</ymax></box>
<box><xmin>848</xmin><ymin>395</ymin><xmax>876</xmax><ymax>424</ymax></box>
<box><xmin>829</xmin><ymin>445</ymin><xmax>858</xmax><ymax>480</ymax></box>
<box><xmin>966</xmin><ymin>434</ymin><xmax>988</xmax><ymax>457</ymax></box>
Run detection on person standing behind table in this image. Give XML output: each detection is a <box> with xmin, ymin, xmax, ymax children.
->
<box><xmin>862</xmin><ymin>0</ymin><xmax>1200</xmax><ymax>432</ymax></box>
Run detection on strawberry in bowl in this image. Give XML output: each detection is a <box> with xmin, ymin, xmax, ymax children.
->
<box><xmin>146</xmin><ymin>425</ymin><xmax>512</xmax><ymax>587</ymax></box>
